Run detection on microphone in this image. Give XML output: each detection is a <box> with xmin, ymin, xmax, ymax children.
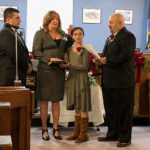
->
<box><xmin>5</xmin><ymin>23</ymin><xmax>22</xmax><ymax>85</ymax></box>
<box><xmin>13</xmin><ymin>28</ymin><xmax>22</xmax><ymax>86</ymax></box>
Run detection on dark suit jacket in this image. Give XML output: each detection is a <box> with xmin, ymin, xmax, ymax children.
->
<box><xmin>101</xmin><ymin>27</ymin><xmax>136</xmax><ymax>89</ymax></box>
<box><xmin>0</xmin><ymin>23</ymin><xmax>31</xmax><ymax>86</ymax></box>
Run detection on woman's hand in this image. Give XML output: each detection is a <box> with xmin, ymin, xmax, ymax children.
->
<box><xmin>59</xmin><ymin>63</ymin><xmax>70</xmax><ymax>68</ymax></box>
<box><xmin>50</xmin><ymin>58</ymin><xmax>63</xmax><ymax>62</ymax></box>
<box><xmin>48</xmin><ymin>58</ymin><xmax>63</xmax><ymax>65</ymax></box>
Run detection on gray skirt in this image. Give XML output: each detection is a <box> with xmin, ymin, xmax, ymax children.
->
<box><xmin>37</xmin><ymin>67</ymin><xmax>65</xmax><ymax>101</ymax></box>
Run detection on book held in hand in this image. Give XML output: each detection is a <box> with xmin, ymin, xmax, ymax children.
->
<box><xmin>48</xmin><ymin>60</ymin><xmax>66</xmax><ymax>65</ymax></box>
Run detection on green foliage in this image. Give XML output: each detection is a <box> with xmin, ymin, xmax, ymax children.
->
<box><xmin>88</xmin><ymin>72</ymin><xmax>98</xmax><ymax>86</ymax></box>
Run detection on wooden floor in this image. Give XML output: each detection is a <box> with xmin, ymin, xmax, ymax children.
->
<box><xmin>31</xmin><ymin>126</ymin><xmax>150</xmax><ymax>150</ymax></box>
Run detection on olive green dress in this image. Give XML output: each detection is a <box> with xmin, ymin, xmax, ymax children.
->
<box><xmin>66</xmin><ymin>47</ymin><xmax>91</xmax><ymax>111</ymax></box>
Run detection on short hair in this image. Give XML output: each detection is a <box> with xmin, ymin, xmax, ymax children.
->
<box><xmin>4</xmin><ymin>7</ymin><xmax>19</xmax><ymax>22</ymax></box>
<box><xmin>71</xmin><ymin>27</ymin><xmax>85</xmax><ymax>36</ymax></box>
<box><xmin>42</xmin><ymin>10</ymin><xmax>62</xmax><ymax>32</ymax></box>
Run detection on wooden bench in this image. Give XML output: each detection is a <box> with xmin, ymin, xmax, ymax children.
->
<box><xmin>0</xmin><ymin>86</ymin><xmax>32</xmax><ymax>150</ymax></box>
<box><xmin>0</xmin><ymin>103</ymin><xmax>11</xmax><ymax>135</ymax></box>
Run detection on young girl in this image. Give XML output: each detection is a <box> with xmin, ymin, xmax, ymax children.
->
<box><xmin>65</xmin><ymin>27</ymin><xmax>91</xmax><ymax>143</ymax></box>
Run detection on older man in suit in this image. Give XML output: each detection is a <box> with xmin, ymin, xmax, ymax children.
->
<box><xmin>0</xmin><ymin>7</ymin><xmax>32</xmax><ymax>86</ymax></box>
<box><xmin>97</xmin><ymin>13</ymin><xmax>136</xmax><ymax>147</ymax></box>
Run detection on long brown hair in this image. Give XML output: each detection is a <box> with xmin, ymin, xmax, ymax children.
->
<box><xmin>42</xmin><ymin>10</ymin><xmax>62</xmax><ymax>32</ymax></box>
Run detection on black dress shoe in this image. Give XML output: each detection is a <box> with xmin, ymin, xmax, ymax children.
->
<box><xmin>53</xmin><ymin>128</ymin><xmax>62</xmax><ymax>140</ymax></box>
<box><xmin>42</xmin><ymin>129</ymin><xmax>50</xmax><ymax>141</ymax></box>
<box><xmin>117</xmin><ymin>141</ymin><xmax>131</xmax><ymax>147</ymax></box>
<box><xmin>98</xmin><ymin>137</ymin><xmax>118</xmax><ymax>142</ymax></box>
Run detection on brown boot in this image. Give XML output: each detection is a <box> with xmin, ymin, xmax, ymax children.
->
<box><xmin>66</xmin><ymin>115</ymin><xmax>81</xmax><ymax>140</ymax></box>
<box><xmin>75</xmin><ymin>118</ymin><xmax>89</xmax><ymax>143</ymax></box>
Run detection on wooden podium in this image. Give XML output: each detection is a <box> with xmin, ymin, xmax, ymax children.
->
<box><xmin>0</xmin><ymin>86</ymin><xmax>32</xmax><ymax>150</ymax></box>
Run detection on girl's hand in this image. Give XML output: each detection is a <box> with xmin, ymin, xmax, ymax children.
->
<box><xmin>67</xmin><ymin>25</ymin><xmax>73</xmax><ymax>35</ymax></box>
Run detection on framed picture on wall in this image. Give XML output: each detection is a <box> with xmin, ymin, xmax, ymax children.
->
<box><xmin>0</xmin><ymin>6</ymin><xmax>17</xmax><ymax>21</ymax></box>
<box><xmin>115</xmin><ymin>9</ymin><xmax>133</xmax><ymax>24</ymax></box>
<box><xmin>83</xmin><ymin>8</ymin><xmax>101</xmax><ymax>24</ymax></box>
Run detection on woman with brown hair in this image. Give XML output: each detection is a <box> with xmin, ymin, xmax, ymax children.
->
<box><xmin>32</xmin><ymin>10</ymin><xmax>73</xmax><ymax>141</ymax></box>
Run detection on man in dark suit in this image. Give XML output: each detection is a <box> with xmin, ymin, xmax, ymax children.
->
<box><xmin>0</xmin><ymin>7</ymin><xmax>32</xmax><ymax>86</ymax></box>
<box><xmin>97</xmin><ymin>13</ymin><xmax>136</xmax><ymax>147</ymax></box>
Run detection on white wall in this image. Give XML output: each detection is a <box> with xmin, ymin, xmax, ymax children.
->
<box><xmin>26</xmin><ymin>0</ymin><xmax>73</xmax><ymax>51</ymax></box>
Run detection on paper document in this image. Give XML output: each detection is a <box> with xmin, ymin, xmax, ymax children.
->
<box><xmin>83</xmin><ymin>44</ymin><xmax>100</xmax><ymax>59</ymax></box>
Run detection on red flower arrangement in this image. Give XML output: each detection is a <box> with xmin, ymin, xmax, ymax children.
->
<box><xmin>134</xmin><ymin>49</ymin><xmax>145</xmax><ymax>82</ymax></box>
<box><xmin>88</xmin><ymin>54</ymin><xmax>98</xmax><ymax>74</ymax></box>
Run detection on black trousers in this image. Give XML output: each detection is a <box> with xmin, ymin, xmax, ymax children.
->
<box><xmin>102</xmin><ymin>87</ymin><xmax>134</xmax><ymax>142</ymax></box>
